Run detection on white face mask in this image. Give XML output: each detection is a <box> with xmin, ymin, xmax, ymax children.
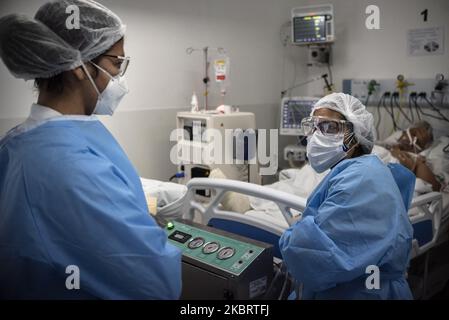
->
<box><xmin>81</xmin><ymin>62</ymin><xmax>129</xmax><ymax>116</ymax></box>
<box><xmin>306</xmin><ymin>132</ymin><xmax>355</xmax><ymax>173</ymax></box>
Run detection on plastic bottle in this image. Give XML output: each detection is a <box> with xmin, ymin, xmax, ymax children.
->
<box><xmin>191</xmin><ymin>92</ymin><xmax>199</xmax><ymax>112</ymax></box>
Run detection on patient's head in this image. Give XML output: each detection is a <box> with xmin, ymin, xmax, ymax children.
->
<box><xmin>396</xmin><ymin>121</ymin><xmax>433</xmax><ymax>152</ymax></box>
<box><xmin>311</xmin><ymin>93</ymin><xmax>375</xmax><ymax>158</ymax></box>
<box><xmin>312</xmin><ymin>108</ymin><xmax>365</xmax><ymax>159</ymax></box>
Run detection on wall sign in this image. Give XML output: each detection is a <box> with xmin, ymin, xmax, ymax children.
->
<box><xmin>408</xmin><ymin>26</ymin><xmax>444</xmax><ymax>56</ymax></box>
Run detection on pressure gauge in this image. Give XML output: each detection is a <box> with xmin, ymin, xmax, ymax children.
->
<box><xmin>202</xmin><ymin>242</ymin><xmax>220</xmax><ymax>254</ymax></box>
<box><xmin>188</xmin><ymin>237</ymin><xmax>205</xmax><ymax>249</ymax></box>
<box><xmin>217</xmin><ymin>247</ymin><xmax>235</xmax><ymax>260</ymax></box>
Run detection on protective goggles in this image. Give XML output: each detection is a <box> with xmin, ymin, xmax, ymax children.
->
<box><xmin>301</xmin><ymin>116</ymin><xmax>354</xmax><ymax>136</ymax></box>
<box><xmin>101</xmin><ymin>54</ymin><xmax>131</xmax><ymax>77</ymax></box>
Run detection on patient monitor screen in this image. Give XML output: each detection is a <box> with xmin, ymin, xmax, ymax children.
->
<box><xmin>293</xmin><ymin>15</ymin><xmax>327</xmax><ymax>44</ymax></box>
<box><xmin>280</xmin><ymin>98</ymin><xmax>316</xmax><ymax>135</ymax></box>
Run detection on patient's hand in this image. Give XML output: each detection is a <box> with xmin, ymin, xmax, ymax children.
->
<box><xmin>391</xmin><ymin>148</ymin><xmax>441</xmax><ymax>191</ymax></box>
<box><xmin>391</xmin><ymin>147</ymin><xmax>416</xmax><ymax>171</ymax></box>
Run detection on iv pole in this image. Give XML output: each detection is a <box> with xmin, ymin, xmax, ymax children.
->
<box><xmin>186</xmin><ymin>46</ymin><xmax>226</xmax><ymax>111</ymax></box>
<box><xmin>203</xmin><ymin>47</ymin><xmax>209</xmax><ymax>111</ymax></box>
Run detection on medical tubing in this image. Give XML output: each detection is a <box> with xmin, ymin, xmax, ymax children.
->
<box><xmin>407</xmin><ymin>93</ymin><xmax>416</xmax><ymax>123</ymax></box>
<box><xmin>365</xmin><ymin>93</ymin><xmax>371</xmax><ymax>107</ymax></box>
<box><xmin>375</xmin><ymin>93</ymin><xmax>386</xmax><ymax>135</ymax></box>
<box><xmin>421</xmin><ymin>96</ymin><xmax>449</xmax><ymax>122</ymax></box>
<box><xmin>264</xmin><ymin>263</ymin><xmax>283</xmax><ymax>299</ymax></box>
<box><xmin>414</xmin><ymin>95</ymin><xmax>447</xmax><ymax>121</ymax></box>
<box><xmin>169</xmin><ymin>172</ymin><xmax>185</xmax><ymax>181</ymax></box>
<box><xmin>384</xmin><ymin>94</ymin><xmax>399</xmax><ymax>131</ymax></box>
<box><xmin>393</xmin><ymin>94</ymin><xmax>412</xmax><ymax>123</ymax></box>
<box><xmin>389</xmin><ymin>95</ymin><xmax>399</xmax><ymax>130</ymax></box>
<box><xmin>278</xmin><ymin>273</ymin><xmax>289</xmax><ymax>300</ymax></box>
<box><xmin>327</xmin><ymin>62</ymin><xmax>333</xmax><ymax>87</ymax></box>
<box><xmin>410</xmin><ymin>94</ymin><xmax>424</xmax><ymax>121</ymax></box>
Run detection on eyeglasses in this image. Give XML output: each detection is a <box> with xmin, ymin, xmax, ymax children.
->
<box><xmin>301</xmin><ymin>116</ymin><xmax>353</xmax><ymax>136</ymax></box>
<box><xmin>101</xmin><ymin>54</ymin><xmax>130</xmax><ymax>76</ymax></box>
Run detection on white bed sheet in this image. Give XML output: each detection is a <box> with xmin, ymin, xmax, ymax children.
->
<box><xmin>140</xmin><ymin>178</ymin><xmax>187</xmax><ymax>218</ymax></box>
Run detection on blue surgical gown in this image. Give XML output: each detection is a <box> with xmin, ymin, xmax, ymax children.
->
<box><xmin>279</xmin><ymin>155</ymin><xmax>415</xmax><ymax>299</ymax></box>
<box><xmin>0</xmin><ymin>117</ymin><xmax>181</xmax><ymax>299</ymax></box>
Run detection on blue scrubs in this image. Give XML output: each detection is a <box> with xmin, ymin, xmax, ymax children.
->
<box><xmin>0</xmin><ymin>117</ymin><xmax>181</xmax><ymax>299</ymax></box>
<box><xmin>279</xmin><ymin>155</ymin><xmax>415</xmax><ymax>299</ymax></box>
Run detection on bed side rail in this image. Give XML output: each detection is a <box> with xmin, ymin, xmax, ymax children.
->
<box><xmin>409</xmin><ymin>192</ymin><xmax>443</xmax><ymax>256</ymax></box>
<box><xmin>181</xmin><ymin>178</ymin><xmax>307</xmax><ymax>227</ymax></box>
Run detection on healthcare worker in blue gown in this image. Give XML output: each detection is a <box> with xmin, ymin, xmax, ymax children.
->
<box><xmin>0</xmin><ymin>0</ymin><xmax>181</xmax><ymax>299</ymax></box>
<box><xmin>279</xmin><ymin>93</ymin><xmax>415</xmax><ymax>299</ymax></box>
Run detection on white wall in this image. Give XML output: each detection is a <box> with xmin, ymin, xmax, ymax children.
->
<box><xmin>0</xmin><ymin>0</ymin><xmax>288</xmax><ymax>118</ymax></box>
<box><xmin>282</xmin><ymin>0</ymin><xmax>449</xmax><ymax>95</ymax></box>
<box><xmin>0</xmin><ymin>0</ymin><xmax>448</xmax><ymax>180</ymax></box>
<box><xmin>0</xmin><ymin>0</ymin><xmax>299</xmax><ymax>180</ymax></box>
<box><xmin>282</xmin><ymin>0</ymin><xmax>449</xmax><ymax>138</ymax></box>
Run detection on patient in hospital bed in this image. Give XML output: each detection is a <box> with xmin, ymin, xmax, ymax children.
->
<box><xmin>377</xmin><ymin>121</ymin><xmax>448</xmax><ymax>193</ymax></box>
<box><xmin>138</xmin><ymin>122</ymin><xmax>448</xmax><ymax>225</ymax></box>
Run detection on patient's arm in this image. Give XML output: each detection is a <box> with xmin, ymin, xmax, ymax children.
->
<box><xmin>391</xmin><ymin>147</ymin><xmax>416</xmax><ymax>171</ymax></box>
<box><xmin>391</xmin><ymin>147</ymin><xmax>441</xmax><ymax>191</ymax></box>
<box><xmin>414</xmin><ymin>156</ymin><xmax>441</xmax><ymax>192</ymax></box>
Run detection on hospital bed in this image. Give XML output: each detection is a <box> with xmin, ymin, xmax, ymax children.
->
<box><xmin>140</xmin><ymin>178</ymin><xmax>187</xmax><ymax>219</ymax></box>
<box><xmin>141</xmin><ymin>145</ymin><xmax>448</xmax><ymax>298</ymax></box>
<box><xmin>179</xmin><ymin>177</ymin><xmax>449</xmax><ymax>298</ymax></box>
<box><xmin>180</xmin><ymin>178</ymin><xmax>445</xmax><ymax>258</ymax></box>
<box><xmin>181</xmin><ymin>178</ymin><xmax>305</xmax><ymax>258</ymax></box>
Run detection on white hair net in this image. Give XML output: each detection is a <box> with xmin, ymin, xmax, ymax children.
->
<box><xmin>312</xmin><ymin>92</ymin><xmax>376</xmax><ymax>154</ymax></box>
<box><xmin>0</xmin><ymin>0</ymin><xmax>126</xmax><ymax>80</ymax></box>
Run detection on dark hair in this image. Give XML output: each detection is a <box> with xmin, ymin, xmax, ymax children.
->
<box><xmin>344</xmin><ymin>122</ymin><xmax>369</xmax><ymax>157</ymax></box>
<box><xmin>34</xmin><ymin>56</ymin><xmax>102</xmax><ymax>94</ymax></box>
<box><xmin>34</xmin><ymin>72</ymin><xmax>65</xmax><ymax>94</ymax></box>
<box><xmin>353</xmin><ymin>144</ymin><xmax>368</xmax><ymax>157</ymax></box>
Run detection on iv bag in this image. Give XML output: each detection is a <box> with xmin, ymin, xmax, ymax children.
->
<box><xmin>214</xmin><ymin>55</ymin><xmax>230</xmax><ymax>95</ymax></box>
